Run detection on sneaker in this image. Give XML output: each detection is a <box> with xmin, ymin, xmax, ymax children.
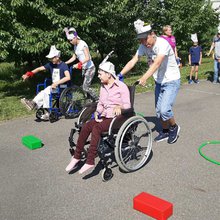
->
<box><xmin>40</xmin><ymin>112</ymin><xmax>50</xmax><ymax>120</ymax></box>
<box><xmin>154</xmin><ymin>131</ymin><xmax>169</xmax><ymax>142</ymax></box>
<box><xmin>194</xmin><ymin>79</ymin><xmax>199</xmax><ymax>84</ymax></box>
<box><xmin>21</xmin><ymin>98</ymin><xmax>37</xmax><ymax>110</ymax></box>
<box><xmin>168</xmin><ymin>125</ymin><xmax>180</xmax><ymax>144</ymax></box>
<box><xmin>213</xmin><ymin>81</ymin><xmax>218</xmax><ymax>84</ymax></box>
<box><xmin>78</xmin><ymin>163</ymin><xmax>94</xmax><ymax>174</ymax></box>
<box><xmin>188</xmin><ymin>79</ymin><xmax>193</xmax><ymax>84</ymax></box>
<box><xmin>65</xmin><ymin>157</ymin><xmax>80</xmax><ymax>173</ymax></box>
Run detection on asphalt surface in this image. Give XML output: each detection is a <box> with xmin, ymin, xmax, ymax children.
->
<box><xmin>0</xmin><ymin>80</ymin><xmax>220</xmax><ymax>220</ymax></box>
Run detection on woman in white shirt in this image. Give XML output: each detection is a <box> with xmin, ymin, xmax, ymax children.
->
<box><xmin>64</xmin><ymin>27</ymin><xmax>97</xmax><ymax>100</ymax></box>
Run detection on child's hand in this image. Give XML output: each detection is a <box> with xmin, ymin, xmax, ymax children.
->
<box><xmin>22</xmin><ymin>71</ymin><xmax>34</xmax><ymax>81</ymax></box>
<box><xmin>22</xmin><ymin>74</ymin><xmax>29</xmax><ymax>81</ymax></box>
<box><xmin>51</xmin><ymin>82</ymin><xmax>58</xmax><ymax>89</ymax></box>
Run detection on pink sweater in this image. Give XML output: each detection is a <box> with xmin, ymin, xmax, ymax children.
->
<box><xmin>96</xmin><ymin>80</ymin><xmax>131</xmax><ymax>118</ymax></box>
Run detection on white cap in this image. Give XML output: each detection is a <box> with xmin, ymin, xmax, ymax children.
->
<box><xmin>46</xmin><ymin>45</ymin><xmax>61</xmax><ymax>58</ymax></box>
<box><xmin>134</xmin><ymin>19</ymin><xmax>152</xmax><ymax>39</ymax></box>
<box><xmin>99</xmin><ymin>61</ymin><xmax>116</xmax><ymax>78</ymax></box>
<box><xmin>191</xmin><ymin>33</ymin><xmax>198</xmax><ymax>43</ymax></box>
<box><xmin>65</xmin><ymin>27</ymin><xmax>80</xmax><ymax>40</ymax></box>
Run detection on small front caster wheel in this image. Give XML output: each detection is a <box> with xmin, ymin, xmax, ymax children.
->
<box><xmin>101</xmin><ymin>168</ymin><xmax>113</xmax><ymax>182</ymax></box>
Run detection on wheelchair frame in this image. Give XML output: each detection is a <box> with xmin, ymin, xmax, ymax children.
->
<box><xmin>68</xmin><ymin>83</ymin><xmax>153</xmax><ymax>181</ymax></box>
<box><xmin>35</xmin><ymin>78</ymin><xmax>95</xmax><ymax>123</ymax></box>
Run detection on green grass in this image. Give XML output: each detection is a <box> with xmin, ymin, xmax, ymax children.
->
<box><xmin>0</xmin><ymin>58</ymin><xmax>214</xmax><ymax>122</ymax></box>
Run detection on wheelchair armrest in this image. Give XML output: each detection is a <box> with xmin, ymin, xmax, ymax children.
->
<box><xmin>36</xmin><ymin>83</ymin><xmax>45</xmax><ymax>93</ymax></box>
<box><xmin>121</xmin><ymin>108</ymin><xmax>134</xmax><ymax>116</ymax></box>
<box><xmin>44</xmin><ymin>78</ymin><xmax>52</xmax><ymax>85</ymax></box>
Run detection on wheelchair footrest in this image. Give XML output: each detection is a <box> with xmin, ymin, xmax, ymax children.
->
<box><xmin>133</xmin><ymin>192</ymin><xmax>173</xmax><ymax>220</ymax></box>
<box><xmin>21</xmin><ymin>135</ymin><xmax>43</xmax><ymax>150</ymax></box>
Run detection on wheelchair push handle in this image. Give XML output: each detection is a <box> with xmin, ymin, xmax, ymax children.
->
<box><xmin>133</xmin><ymin>81</ymin><xmax>140</xmax><ymax>86</ymax></box>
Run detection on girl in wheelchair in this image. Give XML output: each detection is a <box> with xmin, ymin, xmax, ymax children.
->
<box><xmin>21</xmin><ymin>45</ymin><xmax>71</xmax><ymax>120</ymax></box>
<box><xmin>65</xmin><ymin>61</ymin><xmax>131</xmax><ymax>174</ymax></box>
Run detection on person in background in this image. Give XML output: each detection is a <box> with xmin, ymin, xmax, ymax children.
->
<box><xmin>188</xmin><ymin>33</ymin><xmax>202</xmax><ymax>84</ymax></box>
<box><xmin>161</xmin><ymin>25</ymin><xmax>181</xmax><ymax>67</ymax></box>
<box><xmin>118</xmin><ymin>19</ymin><xmax>181</xmax><ymax>144</ymax></box>
<box><xmin>21</xmin><ymin>46</ymin><xmax>71</xmax><ymax>120</ymax></box>
<box><xmin>65</xmin><ymin>61</ymin><xmax>131</xmax><ymax>174</ymax></box>
<box><xmin>64</xmin><ymin>27</ymin><xmax>97</xmax><ymax>99</ymax></box>
<box><xmin>207</xmin><ymin>27</ymin><xmax>220</xmax><ymax>84</ymax></box>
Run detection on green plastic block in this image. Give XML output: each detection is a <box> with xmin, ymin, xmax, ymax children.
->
<box><xmin>21</xmin><ymin>135</ymin><xmax>42</xmax><ymax>150</ymax></box>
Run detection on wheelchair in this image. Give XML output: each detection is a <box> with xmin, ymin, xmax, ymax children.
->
<box><xmin>68</xmin><ymin>82</ymin><xmax>153</xmax><ymax>181</ymax></box>
<box><xmin>35</xmin><ymin>78</ymin><xmax>94</xmax><ymax>123</ymax></box>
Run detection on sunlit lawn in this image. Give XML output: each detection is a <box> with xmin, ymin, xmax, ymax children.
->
<box><xmin>0</xmin><ymin>57</ymin><xmax>214</xmax><ymax>122</ymax></box>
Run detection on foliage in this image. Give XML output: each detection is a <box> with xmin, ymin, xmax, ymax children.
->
<box><xmin>0</xmin><ymin>0</ymin><xmax>219</xmax><ymax>70</ymax></box>
<box><xmin>143</xmin><ymin>0</ymin><xmax>219</xmax><ymax>55</ymax></box>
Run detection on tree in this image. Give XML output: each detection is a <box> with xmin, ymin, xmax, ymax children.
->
<box><xmin>0</xmin><ymin>0</ymin><xmax>219</xmax><ymax>68</ymax></box>
<box><xmin>142</xmin><ymin>0</ymin><xmax>219</xmax><ymax>60</ymax></box>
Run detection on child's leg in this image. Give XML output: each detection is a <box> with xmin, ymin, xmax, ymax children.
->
<box><xmin>189</xmin><ymin>66</ymin><xmax>195</xmax><ymax>80</ymax></box>
<box><xmin>194</xmin><ymin>65</ymin><xmax>199</xmax><ymax>80</ymax></box>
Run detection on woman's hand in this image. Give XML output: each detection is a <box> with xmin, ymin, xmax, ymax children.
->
<box><xmin>94</xmin><ymin>111</ymin><xmax>103</xmax><ymax>122</ymax></box>
<box><xmin>113</xmin><ymin>105</ymin><xmax>122</xmax><ymax>116</ymax></box>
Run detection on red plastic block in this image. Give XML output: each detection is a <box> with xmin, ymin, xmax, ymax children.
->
<box><xmin>133</xmin><ymin>192</ymin><xmax>173</xmax><ymax>220</ymax></box>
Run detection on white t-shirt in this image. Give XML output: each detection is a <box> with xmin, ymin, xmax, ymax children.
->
<box><xmin>52</xmin><ymin>68</ymin><xmax>60</xmax><ymax>83</ymax></box>
<box><xmin>136</xmin><ymin>37</ymin><xmax>180</xmax><ymax>84</ymax></box>
<box><xmin>74</xmin><ymin>40</ymin><xmax>94</xmax><ymax>69</ymax></box>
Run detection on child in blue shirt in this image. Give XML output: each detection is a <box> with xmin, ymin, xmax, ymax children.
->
<box><xmin>21</xmin><ymin>46</ymin><xmax>71</xmax><ymax>120</ymax></box>
<box><xmin>188</xmin><ymin>41</ymin><xmax>202</xmax><ymax>84</ymax></box>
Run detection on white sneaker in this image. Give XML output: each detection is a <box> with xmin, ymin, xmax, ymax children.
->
<box><xmin>40</xmin><ymin>112</ymin><xmax>49</xmax><ymax>120</ymax></box>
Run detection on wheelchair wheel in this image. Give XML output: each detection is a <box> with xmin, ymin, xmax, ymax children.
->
<box><xmin>49</xmin><ymin>112</ymin><xmax>58</xmax><ymax>123</ymax></box>
<box><xmin>36</xmin><ymin>108</ymin><xmax>45</xmax><ymax>120</ymax></box>
<box><xmin>76</xmin><ymin>102</ymin><xmax>97</xmax><ymax>127</ymax></box>
<box><xmin>115</xmin><ymin>115</ymin><xmax>152</xmax><ymax>172</ymax></box>
<box><xmin>59</xmin><ymin>86</ymin><xmax>89</xmax><ymax>118</ymax></box>
<box><xmin>101</xmin><ymin>167</ymin><xmax>113</xmax><ymax>182</ymax></box>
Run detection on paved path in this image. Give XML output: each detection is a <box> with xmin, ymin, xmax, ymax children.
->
<box><xmin>0</xmin><ymin>81</ymin><xmax>220</xmax><ymax>220</ymax></box>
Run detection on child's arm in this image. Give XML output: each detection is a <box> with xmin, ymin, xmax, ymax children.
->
<box><xmin>199</xmin><ymin>51</ymin><xmax>202</xmax><ymax>65</ymax></box>
<box><xmin>51</xmin><ymin>70</ymin><xmax>71</xmax><ymax>89</ymax></box>
<box><xmin>188</xmin><ymin>53</ymin><xmax>191</xmax><ymax>65</ymax></box>
<box><xmin>22</xmin><ymin>66</ymin><xmax>46</xmax><ymax>81</ymax></box>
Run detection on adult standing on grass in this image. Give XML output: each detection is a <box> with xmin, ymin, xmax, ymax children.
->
<box><xmin>161</xmin><ymin>25</ymin><xmax>181</xmax><ymax>67</ymax></box>
<box><xmin>21</xmin><ymin>45</ymin><xmax>71</xmax><ymax>120</ymax></box>
<box><xmin>64</xmin><ymin>27</ymin><xmax>97</xmax><ymax>100</ymax></box>
<box><xmin>207</xmin><ymin>27</ymin><xmax>220</xmax><ymax>84</ymax></box>
<box><xmin>118</xmin><ymin>19</ymin><xmax>181</xmax><ymax>144</ymax></box>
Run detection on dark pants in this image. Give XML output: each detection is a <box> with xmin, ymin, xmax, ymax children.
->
<box><xmin>74</xmin><ymin>118</ymin><xmax>113</xmax><ymax>165</ymax></box>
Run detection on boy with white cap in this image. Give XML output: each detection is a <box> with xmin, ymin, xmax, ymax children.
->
<box><xmin>64</xmin><ymin>27</ymin><xmax>97</xmax><ymax>100</ymax></box>
<box><xmin>188</xmin><ymin>33</ymin><xmax>202</xmax><ymax>84</ymax></box>
<box><xmin>119</xmin><ymin>19</ymin><xmax>181</xmax><ymax>144</ymax></box>
<box><xmin>65</xmin><ymin>61</ymin><xmax>131</xmax><ymax>174</ymax></box>
<box><xmin>21</xmin><ymin>45</ymin><xmax>71</xmax><ymax>120</ymax></box>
